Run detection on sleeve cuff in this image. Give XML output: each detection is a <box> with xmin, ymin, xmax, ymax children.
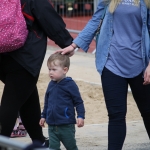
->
<box><xmin>73</xmin><ymin>37</ymin><xmax>89</xmax><ymax>52</ymax></box>
<box><xmin>41</xmin><ymin>114</ymin><xmax>46</xmax><ymax>118</ymax></box>
<box><xmin>77</xmin><ymin>116</ymin><xmax>84</xmax><ymax>119</ymax></box>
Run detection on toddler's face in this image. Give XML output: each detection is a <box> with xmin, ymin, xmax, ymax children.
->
<box><xmin>48</xmin><ymin>61</ymin><xmax>68</xmax><ymax>82</ymax></box>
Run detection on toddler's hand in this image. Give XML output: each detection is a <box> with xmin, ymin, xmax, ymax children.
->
<box><xmin>39</xmin><ymin>118</ymin><xmax>46</xmax><ymax>127</ymax></box>
<box><xmin>77</xmin><ymin>118</ymin><xmax>84</xmax><ymax>127</ymax></box>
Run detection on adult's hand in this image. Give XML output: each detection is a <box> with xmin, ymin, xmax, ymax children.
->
<box><xmin>143</xmin><ymin>63</ymin><xmax>150</xmax><ymax>85</ymax></box>
<box><xmin>54</xmin><ymin>43</ymin><xmax>78</xmax><ymax>57</ymax></box>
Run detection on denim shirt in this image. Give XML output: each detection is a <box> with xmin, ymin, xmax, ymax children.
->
<box><xmin>73</xmin><ymin>0</ymin><xmax>150</xmax><ymax>75</ymax></box>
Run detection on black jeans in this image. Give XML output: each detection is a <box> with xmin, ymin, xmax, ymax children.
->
<box><xmin>0</xmin><ymin>55</ymin><xmax>45</xmax><ymax>142</ymax></box>
<box><xmin>101</xmin><ymin>67</ymin><xmax>150</xmax><ymax>150</ymax></box>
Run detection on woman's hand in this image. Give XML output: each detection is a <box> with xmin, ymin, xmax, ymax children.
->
<box><xmin>143</xmin><ymin>63</ymin><xmax>150</xmax><ymax>85</ymax></box>
<box><xmin>54</xmin><ymin>43</ymin><xmax>78</xmax><ymax>57</ymax></box>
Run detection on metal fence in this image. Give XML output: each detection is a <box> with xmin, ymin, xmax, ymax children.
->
<box><xmin>48</xmin><ymin>0</ymin><xmax>100</xmax><ymax>53</ymax></box>
<box><xmin>50</xmin><ymin>0</ymin><xmax>94</xmax><ymax>17</ymax></box>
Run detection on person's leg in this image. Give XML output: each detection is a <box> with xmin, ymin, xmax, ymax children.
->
<box><xmin>18</xmin><ymin>113</ymin><xmax>26</xmax><ymax>130</ymax></box>
<box><xmin>10</xmin><ymin>118</ymin><xmax>19</xmax><ymax>138</ymax></box>
<box><xmin>13</xmin><ymin>118</ymin><xmax>19</xmax><ymax>130</ymax></box>
<box><xmin>101</xmin><ymin>67</ymin><xmax>128</xmax><ymax>150</ymax></box>
<box><xmin>19</xmin><ymin>87</ymin><xmax>44</xmax><ymax>141</ymax></box>
<box><xmin>128</xmin><ymin>72</ymin><xmax>150</xmax><ymax>138</ymax></box>
<box><xmin>18</xmin><ymin>114</ymin><xmax>22</xmax><ymax>124</ymax></box>
<box><xmin>0</xmin><ymin>55</ymin><xmax>45</xmax><ymax>143</ymax></box>
<box><xmin>48</xmin><ymin>126</ymin><xmax>61</xmax><ymax>150</ymax></box>
<box><xmin>60</xmin><ymin>124</ymin><xmax>78</xmax><ymax>150</ymax></box>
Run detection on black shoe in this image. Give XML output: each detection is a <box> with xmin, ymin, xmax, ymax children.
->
<box><xmin>42</xmin><ymin>137</ymin><xmax>49</xmax><ymax>148</ymax></box>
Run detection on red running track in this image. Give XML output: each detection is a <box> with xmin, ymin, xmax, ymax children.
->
<box><xmin>47</xmin><ymin>16</ymin><xmax>96</xmax><ymax>53</ymax></box>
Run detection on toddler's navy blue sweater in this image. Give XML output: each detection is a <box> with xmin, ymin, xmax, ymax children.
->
<box><xmin>41</xmin><ymin>77</ymin><xmax>85</xmax><ymax>125</ymax></box>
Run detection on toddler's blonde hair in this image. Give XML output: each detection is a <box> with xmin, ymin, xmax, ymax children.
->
<box><xmin>47</xmin><ymin>53</ymin><xmax>70</xmax><ymax>69</ymax></box>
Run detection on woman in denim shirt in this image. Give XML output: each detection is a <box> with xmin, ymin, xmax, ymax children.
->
<box><xmin>56</xmin><ymin>0</ymin><xmax>150</xmax><ymax>149</ymax></box>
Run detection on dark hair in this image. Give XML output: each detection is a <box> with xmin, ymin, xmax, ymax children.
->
<box><xmin>47</xmin><ymin>53</ymin><xmax>70</xmax><ymax>69</ymax></box>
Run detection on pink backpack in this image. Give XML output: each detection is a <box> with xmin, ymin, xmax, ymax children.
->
<box><xmin>0</xmin><ymin>0</ymin><xmax>28</xmax><ymax>53</ymax></box>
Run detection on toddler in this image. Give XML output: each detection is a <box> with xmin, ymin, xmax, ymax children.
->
<box><xmin>39</xmin><ymin>53</ymin><xmax>85</xmax><ymax>150</ymax></box>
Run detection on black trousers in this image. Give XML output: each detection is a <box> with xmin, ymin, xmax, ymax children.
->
<box><xmin>0</xmin><ymin>55</ymin><xmax>45</xmax><ymax>142</ymax></box>
<box><xmin>101</xmin><ymin>67</ymin><xmax>150</xmax><ymax>150</ymax></box>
